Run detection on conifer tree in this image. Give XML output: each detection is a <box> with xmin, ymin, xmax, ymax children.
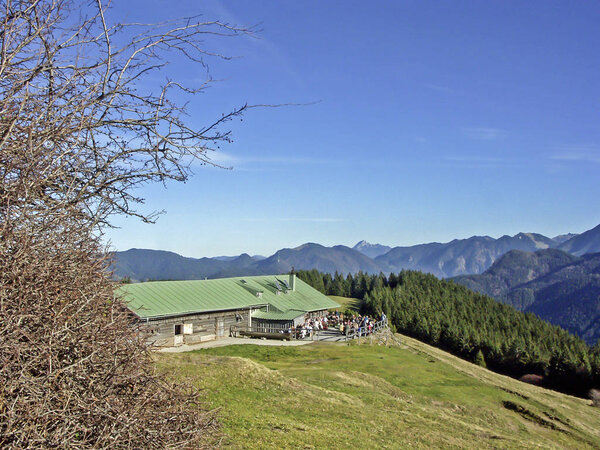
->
<box><xmin>474</xmin><ymin>349</ymin><xmax>487</xmax><ymax>368</ymax></box>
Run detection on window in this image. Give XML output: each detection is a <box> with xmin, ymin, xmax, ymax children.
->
<box><xmin>174</xmin><ymin>324</ymin><xmax>182</xmax><ymax>335</ymax></box>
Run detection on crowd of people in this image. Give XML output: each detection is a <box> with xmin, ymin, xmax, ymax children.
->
<box><xmin>287</xmin><ymin>311</ymin><xmax>387</xmax><ymax>340</ymax></box>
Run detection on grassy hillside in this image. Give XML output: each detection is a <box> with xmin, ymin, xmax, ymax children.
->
<box><xmin>327</xmin><ymin>295</ymin><xmax>361</xmax><ymax>311</ymax></box>
<box><xmin>156</xmin><ymin>336</ymin><xmax>600</xmax><ymax>449</ymax></box>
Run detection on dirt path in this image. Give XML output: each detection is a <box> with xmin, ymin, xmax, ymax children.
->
<box><xmin>159</xmin><ymin>329</ymin><xmax>390</xmax><ymax>353</ymax></box>
<box><xmin>158</xmin><ymin>336</ymin><xmax>314</xmax><ymax>353</ymax></box>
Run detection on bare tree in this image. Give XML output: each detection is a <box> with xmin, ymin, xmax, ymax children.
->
<box><xmin>0</xmin><ymin>0</ymin><xmax>252</xmax><ymax>446</ymax></box>
<box><xmin>1</xmin><ymin>0</ymin><xmax>250</xmax><ymax>225</ymax></box>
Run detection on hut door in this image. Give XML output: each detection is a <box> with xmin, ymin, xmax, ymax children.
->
<box><xmin>216</xmin><ymin>318</ymin><xmax>225</xmax><ymax>337</ymax></box>
<box><xmin>174</xmin><ymin>324</ymin><xmax>184</xmax><ymax>346</ymax></box>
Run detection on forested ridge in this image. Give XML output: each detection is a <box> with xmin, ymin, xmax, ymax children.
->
<box><xmin>297</xmin><ymin>269</ymin><xmax>600</xmax><ymax>397</ymax></box>
<box><xmin>453</xmin><ymin>249</ymin><xmax>600</xmax><ymax>346</ymax></box>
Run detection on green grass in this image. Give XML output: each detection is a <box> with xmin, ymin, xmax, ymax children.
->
<box><xmin>327</xmin><ymin>295</ymin><xmax>361</xmax><ymax>312</ymax></box>
<box><xmin>156</xmin><ymin>334</ymin><xmax>600</xmax><ymax>449</ymax></box>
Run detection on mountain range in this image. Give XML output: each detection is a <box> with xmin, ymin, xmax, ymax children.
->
<box><xmin>374</xmin><ymin>232</ymin><xmax>559</xmax><ymax>278</ymax></box>
<box><xmin>114</xmin><ymin>243</ymin><xmax>382</xmax><ymax>281</ymax></box>
<box><xmin>453</xmin><ymin>248</ymin><xmax>600</xmax><ymax>345</ymax></box>
<box><xmin>111</xmin><ymin>223</ymin><xmax>600</xmax><ymax>282</ymax></box>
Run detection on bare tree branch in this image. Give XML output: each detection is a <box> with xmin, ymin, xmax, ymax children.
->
<box><xmin>0</xmin><ymin>0</ymin><xmax>257</xmax><ymax>446</ymax></box>
<box><xmin>1</xmin><ymin>0</ymin><xmax>256</xmax><ymax>227</ymax></box>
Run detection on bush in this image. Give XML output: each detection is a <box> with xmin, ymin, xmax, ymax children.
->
<box><xmin>520</xmin><ymin>374</ymin><xmax>544</xmax><ymax>386</ymax></box>
<box><xmin>0</xmin><ymin>224</ymin><xmax>220</xmax><ymax>447</ymax></box>
<box><xmin>474</xmin><ymin>350</ymin><xmax>487</xmax><ymax>368</ymax></box>
<box><xmin>590</xmin><ymin>389</ymin><xmax>600</xmax><ymax>407</ymax></box>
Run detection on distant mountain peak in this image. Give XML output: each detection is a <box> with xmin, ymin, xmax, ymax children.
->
<box><xmin>352</xmin><ymin>240</ymin><xmax>391</xmax><ymax>259</ymax></box>
<box><xmin>513</xmin><ymin>232</ymin><xmax>553</xmax><ymax>249</ymax></box>
<box><xmin>354</xmin><ymin>239</ymin><xmax>382</xmax><ymax>247</ymax></box>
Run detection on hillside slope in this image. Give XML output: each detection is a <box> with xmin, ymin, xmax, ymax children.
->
<box><xmin>157</xmin><ymin>339</ymin><xmax>600</xmax><ymax>449</ymax></box>
<box><xmin>558</xmin><ymin>224</ymin><xmax>600</xmax><ymax>256</ymax></box>
<box><xmin>112</xmin><ymin>248</ymin><xmax>259</xmax><ymax>281</ymax></box>
<box><xmin>508</xmin><ymin>253</ymin><xmax>600</xmax><ymax>345</ymax></box>
<box><xmin>453</xmin><ymin>250</ymin><xmax>600</xmax><ymax>345</ymax></box>
<box><xmin>255</xmin><ymin>243</ymin><xmax>384</xmax><ymax>275</ymax></box>
<box><xmin>376</xmin><ymin>233</ymin><xmax>558</xmax><ymax>278</ymax></box>
<box><xmin>453</xmin><ymin>249</ymin><xmax>578</xmax><ymax>300</ymax></box>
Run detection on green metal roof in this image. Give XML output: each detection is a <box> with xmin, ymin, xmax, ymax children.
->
<box><xmin>117</xmin><ymin>275</ymin><xmax>340</xmax><ymax>319</ymax></box>
<box><xmin>251</xmin><ymin>309</ymin><xmax>306</xmax><ymax>321</ymax></box>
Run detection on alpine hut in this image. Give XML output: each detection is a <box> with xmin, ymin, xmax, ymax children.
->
<box><xmin>118</xmin><ymin>272</ymin><xmax>339</xmax><ymax>347</ymax></box>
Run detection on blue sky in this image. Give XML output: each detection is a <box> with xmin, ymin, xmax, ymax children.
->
<box><xmin>106</xmin><ymin>0</ymin><xmax>600</xmax><ymax>257</ymax></box>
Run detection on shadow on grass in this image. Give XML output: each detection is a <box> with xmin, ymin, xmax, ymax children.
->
<box><xmin>328</xmin><ymin>295</ymin><xmax>362</xmax><ymax>313</ymax></box>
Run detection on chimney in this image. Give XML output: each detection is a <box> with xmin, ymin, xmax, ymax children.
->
<box><xmin>289</xmin><ymin>268</ymin><xmax>296</xmax><ymax>292</ymax></box>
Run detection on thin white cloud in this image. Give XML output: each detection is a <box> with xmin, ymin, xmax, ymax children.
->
<box><xmin>550</xmin><ymin>144</ymin><xmax>600</xmax><ymax>164</ymax></box>
<box><xmin>203</xmin><ymin>150</ymin><xmax>237</xmax><ymax>166</ymax></box>
<box><xmin>462</xmin><ymin>127</ymin><xmax>506</xmax><ymax>140</ymax></box>
<box><xmin>206</xmin><ymin>151</ymin><xmax>335</xmax><ymax>168</ymax></box>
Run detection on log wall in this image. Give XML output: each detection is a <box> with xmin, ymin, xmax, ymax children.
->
<box><xmin>142</xmin><ymin>308</ymin><xmax>254</xmax><ymax>348</ymax></box>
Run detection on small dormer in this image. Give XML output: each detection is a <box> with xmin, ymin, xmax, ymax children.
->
<box><xmin>273</xmin><ymin>278</ymin><xmax>284</xmax><ymax>295</ymax></box>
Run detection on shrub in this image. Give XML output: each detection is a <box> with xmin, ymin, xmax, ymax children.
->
<box><xmin>474</xmin><ymin>349</ymin><xmax>487</xmax><ymax>368</ymax></box>
<box><xmin>590</xmin><ymin>389</ymin><xmax>600</xmax><ymax>407</ymax></box>
<box><xmin>519</xmin><ymin>374</ymin><xmax>544</xmax><ymax>386</ymax></box>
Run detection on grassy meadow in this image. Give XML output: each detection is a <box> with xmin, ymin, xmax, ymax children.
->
<box><xmin>327</xmin><ymin>295</ymin><xmax>361</xmax><ymax>312</ymax></box>
<box><xmin>156</xmin><ymin>332</ymin><xmax>600</xmax><ymax>449</ymax></box>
